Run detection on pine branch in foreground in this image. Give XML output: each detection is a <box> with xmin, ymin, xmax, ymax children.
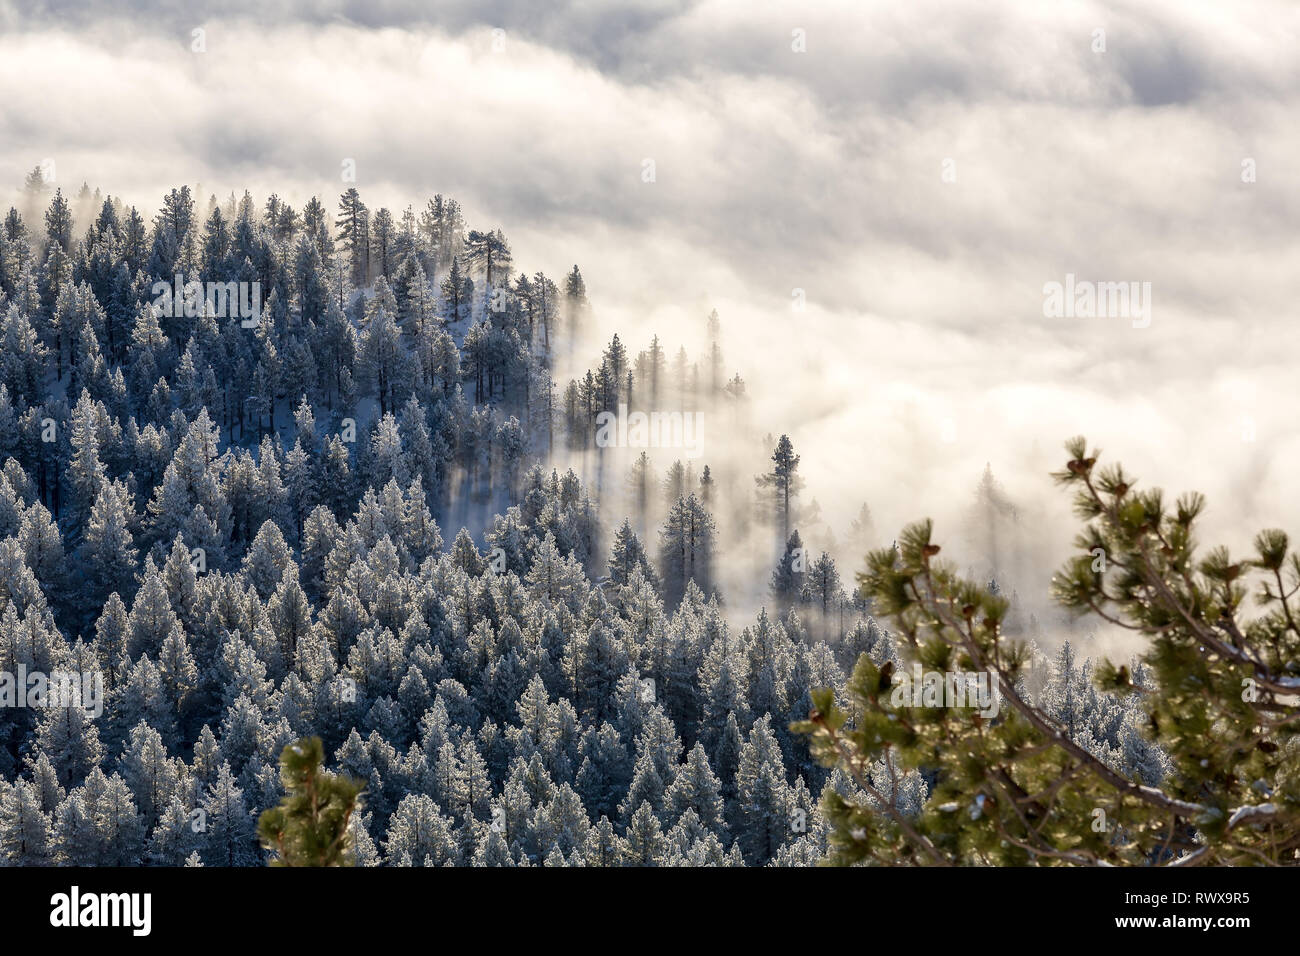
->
<box><xmin>257</xmin><ymin>737</ymin><xmax>365</xmax><ymax>867</ymax></box>
<box><xmin>795</xmin><ymin>435</ymin><xmax>1300</xmax><ymax>866</ymax></box>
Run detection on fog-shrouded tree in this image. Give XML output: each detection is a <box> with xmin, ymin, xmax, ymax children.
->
<box><xmin>464</xmin><ymin>228</ymin><xmax>512</xmax><ymax>294</ymax></box>
<box><xmin>562</xmin><ymin>265</ymin><xmax>587</xmax><ymax>346</ymax></box>
<box><xmin>658</xmin><ymin>493</ymin><xmax>715</xmax><ymax>609</ymax></box>
<box><xmin>608</xmin><ymin>518</ymin><xmax>657</xmax><ymax>589</ymax></box>
<box><xmin>755</xmin><ymin>434</ymin><xmax>803</xmax><ymax>548</ymax></box>
<box><xmin>770</xmin><ymin>530</ymin><xmax>805</xmax><ymax>615</ymax></box>
<box><xmin>801</xmin><ymin>551</ymin><xmax>843</xmax><ymax>642</ymax></box>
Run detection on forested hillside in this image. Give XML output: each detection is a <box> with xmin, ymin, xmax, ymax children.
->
<box><xmin>0</xmin><ymin>173</ymin><xmax>1158</xmax><ymax>865</ymax></box>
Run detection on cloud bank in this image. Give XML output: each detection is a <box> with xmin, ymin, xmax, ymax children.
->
<box><xmin>4</xmin><ymin>0</ymin><xmax>1298</xmax><ymax>650</ymax></box>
